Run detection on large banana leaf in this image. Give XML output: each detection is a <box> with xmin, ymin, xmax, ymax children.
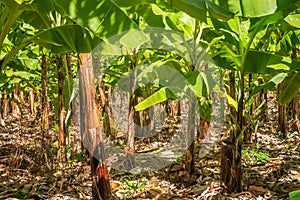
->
<box><xmin>250</xmin><ymin>73</ymin><xmax>287</xmax><ymax>96</ymax></box>
<box><xmin>0</xmin><ymin>0</ymin><xmax>55</xmax><ymax>29</ymax></box>
<box><xmin>112</xmin><ymin>0</ymin><xmax>155</xmax><ymax>7</ymax></box>
<box><xmin>215</xmin><ymin>49</ymin><xmax>295</xmax><ymax>74</ymax></box>
<box><xmin>279</xmin><ymin>72</ymin><xmax>300</xmax><ymax>104</ymax></box>
<box><xmin>244</xmin><ymin>50</ymin><xmax>290</xmax><ymax>74</ymax></box>
<box><xmin>135</xmin><ymin>87</ymin><xmax>174</xmax><ymax>111</ymax></box>
<box><xmin>215</xmin><ymin>0</ymin><xmax>300</xmax><ymax>17</ymax></box>
<box><xmin>169</xmin><ymin>0</ymin><xmax>207</xmax><ymax>21</ymax></box>
<box><xmin>285</xmin><ymin>14</ymin><xmax>300</xmax><ymax>28</ymax></box>
<box><xmin>30</xmin><ymin>24</ymin><xmax>101</xmax><ymax>53</ymax></box>
<box><xmin>169</xmin><ymin>0</ymin><xmax>300</xmax><ymax>22</ymax></box>
<box><xmin>0</xmin><ymin>0</ymin><xmax>58</xmax><ymax>70</ymax></box>
<box><xmin>55</xmin><ymin>0</ymin><xmax>137</xmax><ymax>38</ymax></box>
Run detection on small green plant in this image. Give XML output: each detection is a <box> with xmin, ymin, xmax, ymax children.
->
<box><xmin>12</xmin><ymin>191</ymin><xmax>32</xmax><ymax>199</ymax></box>
<box><xmin>242</xmin><ymin>149</ymin><xmax>270</xmax><ymax>164</ymax></box>
<box><xmin>277</xmin><ymin>131</ymin><xmax>284</xmax><ymax>140</ymax></box>
<box><xmin>119</xmin><ymin>176</ymin><xmax>145</xmax><ymax>195</ymax></box>
<box><xmin>124</xmin><ymin>178</ymin><xmax>144</xmax><ymax>190</ymax></box>
<box><xmin>176</xmin><ymin>154</ymin><xmax>185</xmax><ymax>163</ymax></box>
<box><xmin>74</xmin><ymin>153</ymin><xmax>85</xmax><ymax>162</ymax></box>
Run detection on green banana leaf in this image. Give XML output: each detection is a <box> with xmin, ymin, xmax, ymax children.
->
<box><xmin>290</xmin><ymin>190</ymin><xmax>300</xmax><ymax>200</ymax></box>
<box><xmin>169</xmin><ymin>0</ymin><xmax>207</xmax><ymax>21</ymax></box>
<box><xmin>285</xmin><ymin>14</ymin><xmax>300</xmax><ymax>28</ymax></box>
<box><xmin>112</xmin><ymin>0</ymin><xmax>155</xmax><ymax>7</ymax></box>
<box><xmin>213</xmin><ymin>0</ymin><xmax>300</xmax><ymax>17</ymax></box>
<box><xmin>244</xmin><ymin>50</ymin><xmax>290</xmax><ymax>74</ymax></box>
<box><xmin>135</xmin><ymin>87</ymin><xmax>174</xmax><ymax>111</ymax></box>
<box><xmin>30</xmin><ymin>24</ymin><xmax>101</xmax><ymax>53</ymax></box>
<box><xmin>55</xmin><ymin>0</ymin><xmax>137</xmax><ymax>38</ymax></box>
<box><xmin>0</xmin><ymin>0</ymin><xmax>55</xmax><ymax>29</ymax></box>
<box><xmin>279</xmin><ymin>72</ymin><xmax>300</xmax><ymax>104</ymax></box>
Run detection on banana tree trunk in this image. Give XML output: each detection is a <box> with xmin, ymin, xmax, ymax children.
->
<box><xmin>79</xmin><ymin>53</ymin><xmax>111</xmax><ymax>200</ymax></box>
<box><xmin>0</xmin><ymin>93</ymin><xmax>4</xmax><ymax>126</ymax></box>
<box><xmin>221</xmin><ymin>71</ymin><xmax>243</xmax><ymax>192</ymax></box>
<box><xmin>56</xmin><ymin>54</ymin><xmax>67</xmax><ymax>166</ymax></box>
<box><xmin>41</xmin><ymin>54</ymin><xmax>49</xmax><ymax>136</ymax></box>
<box><xmin>138</xmin><ymin>100</ymin><xmax>153</xmax><ymax>140</ymax></box>
<box><xmin>19</xmin><ymin>91</ymin><xmax>24</xmax><ymax>104</ymax></box>
<box><xmin>12</xmin><ymin>83</ymin><xmax>20</xmax><ymax>117</ymax></box>
<box><xmin>291</xmin><ymin>93</ymin><xmax>300</xmax><ymax>133</ymax></box>
<box><xmin>98</xmin><ymin>70</ymin><xmax>111</xmax><ymax>137</ymax></box>
<box><xmin>290</xmin><ymin>47</ymin><xmax>300</xmax><ymax>133</ymax></box>
<box><xmin>229</xmin><ymin>71</ymin><xmax>236</xmax><ymax>122</ymax></box>
<box><xmin>197</xmin><ymin>100</ymin><xmax>211</xmax><ymax>141</ymax></box>
<box><xmin>124</xmin><ymin>54</ymin><xmax>137</xmax><ymax>170</ymax></box>
<box><xmin>3</xmin><ymin>91</ymin><xmax>9</xmax><ymax>117</ymax></box>
<box><xmin>258</xmin><ymin>76</ymin><xmax>268</xmax><ymax>122</ymax></box>
<box><xmin>185</xmin><ymin>99</ymin><xmax>196</xmax><ymax>176</ymax></box>
<box><xmin>165</xmin><ymin>100</ymin><xmax>179</xmax><ymax>120</ymax></box>
<box><xmin>29</xmin><ymin>89</ymin><xmax>35</xmax><ymax>115</ymax></box>
<box><xmin>243</xmin><ymin>74</ymin><xmax>253</xmax><ymax>143</ymax></box>
<box><xmin>278</xmin><ymin>82</ymin><xmax>287</xmax><ymax>139</ymax></box>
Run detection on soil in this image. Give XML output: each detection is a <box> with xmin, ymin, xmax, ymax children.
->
<box><xmin>0</xmin><ymin>99</ymin><xmax>300</xmax><ymax>200</ymax></box>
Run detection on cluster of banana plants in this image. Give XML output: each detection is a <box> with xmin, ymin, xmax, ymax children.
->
<box><xmin>2</xmin><ymin>0</ymin><xmax>300</xmax><ymax>199</ymax></box>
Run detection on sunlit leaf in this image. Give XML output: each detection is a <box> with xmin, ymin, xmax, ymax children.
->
<box><xmin>135</xmin><ymin>87</ymin><xmax>173</xmax><ymax>111</ymax></box>
<box><xmin>112</xmin><ymin>0</ymin><xmax>155</xmax><ymax>7</ymax></box>
<box><xmin>55</xmin><ymin>0</ymin><xmax>137</xmax><ymax>38</ymax></box>
<box><xmin>285</xmin><ymin>14</ymin><xmax>300</xmax><ymax>28</ymax></box>
<box><xmin>290</xmin><ymin>190</ymin><xmax>300</xmax><ymax>200</ymax></box>
<box><xmin>120</xmin><ymin>29</ymin><xmax>149</xmax><ymax>49</ymax></box>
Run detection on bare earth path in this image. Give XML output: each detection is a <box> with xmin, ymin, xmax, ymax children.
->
<box><xmin>0</xmin><ymin>107</ymin><xmax>299</xmax><ymax>199</ymax></box>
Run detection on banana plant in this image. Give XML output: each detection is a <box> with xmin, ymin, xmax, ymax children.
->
<box><xmin>172</xmin><ymin>0</ymin><xmax>300</xmax><ymax>192</ymax></box>
<box><xmin>104</xmin><ymin>2</ymin><xmax>224</xmax><ymax>176</ymax></box>
<box><xmin>277</xmin><ymin>18</ymin><xmax>300</xmax><ymax>104</ymax></box>
<box><xmin>0</xmin><ymin>0</ymin><xmax>143</xmax><ymax>199</ymax></box>
<box><xmin>0</xmin><ymin>0</ymin><xmax>54</xmax><ymax>71</ymax></box>
<box><xmin>53</xmin><ymin>1</ymin><xmax>142</xmax><ymax>199</ymax></box>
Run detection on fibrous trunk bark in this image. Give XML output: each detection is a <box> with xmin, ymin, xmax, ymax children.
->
<box><xmin>165</xmin><ymin>100</ymin><xmax>179</xmax><ymax>121</ymax></box>
<box><xmin>243</xmin><ymin>74</ymin><xmax>253</xmax><ymax>143</ymax></box>
<box><xmin>229</xmin><ymin>71</ymin><xmax>236</xmax><ymax>122</ymax></box>
<box><xmin>197</xmin><ymin>100</ymin><xmax>211</xmax><ymax>142</ymax></box>
<box><xmin>278</xmin><ymin>82</ymin><xmax>287</xmax><ymax>139</ymax></box>
<box><xmin>0</xmin><ymin>93</ymin><xmax>4</xmax><ymax>126</ymax></box>
<box><xmin>291</xmin><ymin>93</ymin><xmax>300</xmax><ymax>133</ymax></box>
<box><xmin>41</xmin><ymin>54</ymin><xmax>49</xmax><ymax>136</ymax></box>
<box><xmin>258</xmin><ymin>76</ymin><xmax>268</xmax><ymax>122</ymax></box>
<box><xmin>98</xmin><ymin>70</ymin><xmax>111</xmax><ymax>137</ymax></box>
<box><xmin>79</xmin><ymin>53</ymin><xmax>111</xmax><ymax>200</ymax></box>
<box><xmin>3</xmin><ymin>90</ymin><xmax>8</xmax><ymax>117</ymax></box>
<box><xmin>124</xmin><ymin>54</ymin><xmax>137</xmax><ymax>170</ymax></box>
<box><xmin>19</xmin><ymin>91</ymin><xmax>24</xmax><ymax>104</ymax></box>
<box><xmin>12</xmin><ymin>83</ymin><xmax>20</xmax><ymax>117</ymax></box>
<box><xmin>29</xmin><ymin>89</ymin><xmax>35</xmax><ymax>115</ymax></box>
<box><xmin>56</xmin><ymin>55</ymin><xmax>67</xmax><ymax>166</ymax></box>
<box><xmin>290</xmin><ymin>47</ymin><xmax>300</xmax><ymax>133</ymax></box>
<box><xmin>185</xmin><ymin>99</ymin><xmax>196</xmax><ymax>176</ymax></box>
<box><xmin>221</xmin><ymin>71</ymin><xmax>243</xmax><ymax>192</ymax></box>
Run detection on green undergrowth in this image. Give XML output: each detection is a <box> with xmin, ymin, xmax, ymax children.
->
<box><xmin>242</xmin><ymin>149</ymin><xmax>270</xmax><ymax>164</ymax></box>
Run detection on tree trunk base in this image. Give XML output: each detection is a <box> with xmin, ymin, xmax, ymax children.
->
<box><xmin>220</xmin><ymin>138</ymin><xmax>242</xmax><ymax>192</ymax></box>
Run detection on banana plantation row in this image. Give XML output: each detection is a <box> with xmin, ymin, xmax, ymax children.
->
<box><xmin>1</xmin><ymin>0</ymin><xmax>300</xmax><ymax>199</ymax></box>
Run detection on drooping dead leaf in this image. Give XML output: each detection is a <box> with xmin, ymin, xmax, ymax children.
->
<box><xmin>249</xmin><ymin>185</ymin><xmax>272</xmax><ymax>194</ymax></box>
<box><xmin>148</xmin><ymin>188</ymin><xmax>163</xmax><ymax>198</ymax></box>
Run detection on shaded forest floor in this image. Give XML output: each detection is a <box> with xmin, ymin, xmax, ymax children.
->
<box><xmin>0</xmin><ymin>103</ymin><xmax>300</xmax><ymax>200</ymax></box>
